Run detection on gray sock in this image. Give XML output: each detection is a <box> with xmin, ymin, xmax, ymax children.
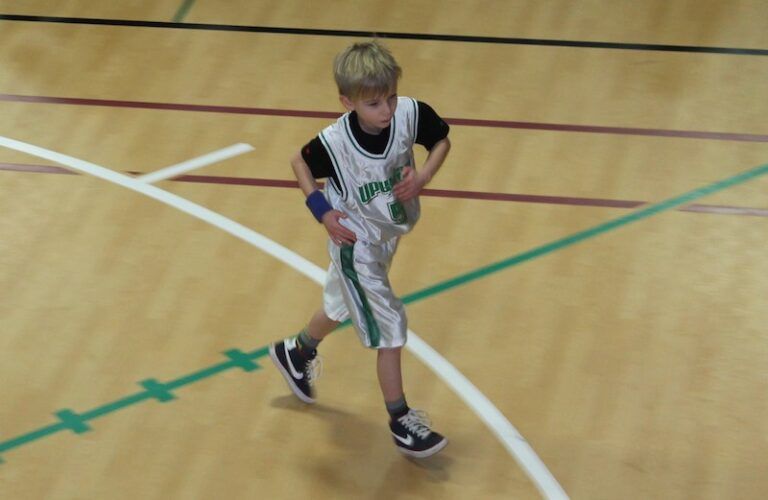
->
<box><xmin>297</xmin><ymin>329</ymin><xmax>320</xmax><ymax>350</ymax></box>
<box><xmin>386</xmin><ymin>396</ymin><xmax>408</xmax><ymax>420</ymax></box>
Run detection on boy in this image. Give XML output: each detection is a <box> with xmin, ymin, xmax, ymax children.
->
<box><xmin>270</xmin><ymin>40</ymin><xmax>451</xmax><ymax>458</ymax></box>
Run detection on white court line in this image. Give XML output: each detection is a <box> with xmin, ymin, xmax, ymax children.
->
<box><xmin>407</xmin><ymin>334</ymin><xmax>567</xmax><ymax>498</ymax></box>
<box><xmin>0</xmin><ymin>134</ymin><xmax>568</xmax><ymax>500</ymax></box>
<box><xmin>135</xmin><ymin>143</ymin><xmax>254</xmax><ymax>184</ymax></box>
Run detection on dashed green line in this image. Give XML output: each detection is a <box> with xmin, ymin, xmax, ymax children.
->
<box><xmin>81</xmin><ymin>392</ymin><xmax>152</xmax><ymax>420</ymax></box>
<box><xmin>0</xmin><ymin>423</ymin><xmax>65</xmax><ymax>454</ymax></box>
<box><xmin>1</xmin><ymin>162</ymin><xmax>767</xmax><ymax>464</ymax></box>
<box><xmin>166</xmin><ymin>360</ymin><xmax>233</xmax><ymax>389</ymax></box>
<box><xmin>0</xmin><ymin>349</ymin><xmax>267</xmax><ymax>460</ymax></box>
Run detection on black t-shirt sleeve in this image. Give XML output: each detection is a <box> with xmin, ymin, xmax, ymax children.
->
<box><xmin>416</xmin><ymin>101</ymin><xmax>450</xmax><ymax>150</ymax></box>
<box><xmin>301</xmin><ymin>136</ymin><xmax>334</xmax><ymax>179</ymax></box>
<box><xmin>300</xmin><ymin>136</ymin><xmax>342</xmax><ymax>192</ymax></box>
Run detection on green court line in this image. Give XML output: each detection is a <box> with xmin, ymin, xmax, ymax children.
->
<box><xmin>81</xmin><ymin>392</ymin><xmax>152</xmax><ymax>420</ymax></box>
<box><xmin>0</xmin><ymin>350</ymin><xmax>267</xmax><ymax>460</ymax></box>
<box><xmin>1</xmin><ymin>162</ymin><xmax>766</xmax><ymax>464</ymax></box>
<box><xmin>172</xmin><ymin>0</ymin><xmax>196</xmax><ymax>23</ymax></box>
<box><xmin>403</xmin><ymin>162</ymin><xmax>768</xmax><ymax>303</ymax></box>
<box><xmin>0</xmin><ymin>423</ymin><xmax>65</xmax><ymax>453</ymax></box>
<box><xmin>165</xmin><ymin>360</ymin><xmax>234</xmax><ymax>389</ymax></box>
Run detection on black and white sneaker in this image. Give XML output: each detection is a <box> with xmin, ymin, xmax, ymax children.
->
<box><xmin>269</xmin><ymin>336</ymin><xmax>322</xmax><ymax>404</ymax></box>
<box><xmin>389</xmin><ymin>409</ymin><xmax>448</xmax><ymax>458</ymax></box>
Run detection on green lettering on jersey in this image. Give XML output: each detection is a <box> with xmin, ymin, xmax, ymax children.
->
<box><xmin>358</xmin><ymin>166</ymin><xmax>406</xmax><ymax>204</ymax></box>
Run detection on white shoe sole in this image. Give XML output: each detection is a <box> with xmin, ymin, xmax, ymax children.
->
<box><xmin>396</xmin><ymin>437</ymin><xmax>448</xmax><ymax>458</ymax></box>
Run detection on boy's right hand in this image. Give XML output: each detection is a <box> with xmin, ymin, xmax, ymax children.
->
<box><xmin>321</xmin><ymin>210</ymin><xmax>357</xmax><ymax>246</ymax></box>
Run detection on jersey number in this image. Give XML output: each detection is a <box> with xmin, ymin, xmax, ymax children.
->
<box><xmin>388</xmin><ymin>201</ymin><xmax>407</xmax><ymax>224</ymax></box>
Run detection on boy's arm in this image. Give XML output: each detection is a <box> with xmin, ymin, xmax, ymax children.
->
<box><xmin>393</xmin><ymin>137</ymin><xmax>451</xmax><ymax>202</ymax></box>
<box><xmin>291</xmin><ymin>152</ymin><xmax>357</xmax><ymax>245</ymax></box>
<box><xmin>290</xmin><ymin>151</ymin><xmax>322</xmax><ymax>196</ymax></box>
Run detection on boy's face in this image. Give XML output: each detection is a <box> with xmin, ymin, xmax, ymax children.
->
<box><xmin>340</xmin><ymin>86</ymin><xmax>398</xmax><ymax>135</ymax></box>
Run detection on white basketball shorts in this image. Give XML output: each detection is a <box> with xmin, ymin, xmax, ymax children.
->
<box><xmin>323</xmin><ymin>238</ymin><xmax>407</xmax><ymax>349</ymax></box>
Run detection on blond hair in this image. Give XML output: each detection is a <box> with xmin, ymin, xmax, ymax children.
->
<box><xmin>333</xmin><ymin>41</ymin><xmax>402</xmax><ymax>100</ymax></box>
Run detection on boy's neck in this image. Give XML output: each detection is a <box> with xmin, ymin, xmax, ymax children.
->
<box><xmin>351</xmin><ymin>111</ymin><xmax>386</xmax><ymax>135</ymax></box>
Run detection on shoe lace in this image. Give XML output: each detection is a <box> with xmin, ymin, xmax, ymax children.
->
<box><xmin>399</xmin><ymin>409</ymin><xmax>432</xmax><ymax>439</ymax></box>
<box><xmin>305</xmin><ymin>355</ymin><xmax>323</xmax><ymax>386</ymax></box>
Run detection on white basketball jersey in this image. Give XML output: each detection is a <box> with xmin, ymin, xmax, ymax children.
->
<box><xmin>319</xmin><ymin>96</ymin><xmax>421</xmax><ymax>244</ymax></box>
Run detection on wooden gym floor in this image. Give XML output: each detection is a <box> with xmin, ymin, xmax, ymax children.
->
<box><xmin>1</xmin><ymin>2</ymin><xmax>767</xmax><ymax>498</ymax></box>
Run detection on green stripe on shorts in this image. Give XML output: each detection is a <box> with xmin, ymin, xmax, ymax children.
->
<box><xmin>340</xmin><ymin>245</ymin><xmax>381</xmax><ymax>347</ymax></box>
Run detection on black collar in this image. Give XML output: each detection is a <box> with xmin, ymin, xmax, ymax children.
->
<box><xmin>349</xmin><ymin>111</ymin><xmax>392</xmax><ymax>155</ymax></box>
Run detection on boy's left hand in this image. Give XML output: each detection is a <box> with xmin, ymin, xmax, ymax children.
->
<box><xmin>393</xmin><ymin>166</ymin><xmax>427</xmax><ymax>201</ymax></box>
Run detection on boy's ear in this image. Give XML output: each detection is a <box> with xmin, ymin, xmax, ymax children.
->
<box><xmin>339</xmin><ymin>95</ymin><xmax>355</xmax><ymax>111</ymax></box>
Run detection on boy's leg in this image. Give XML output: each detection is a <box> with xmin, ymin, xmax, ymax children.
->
<box><xmin>379</xmin><ymin>347</ymin><xmax>448</xmax><ymax>458</ymax></box>
<box><xmin>301</xmin><ymin>309</ymin><xmax>339</xmax><ymax>346</ymax></box>
<box><xmin>271</xmin><ymin>259</ymin><xmax>348</xmax><ymax>404</ymax></box>
<box><xmin>377</xmin><ymin>347</ymin><xmax>405</xmax><ymax>409</ymax></box>
<box><xmin>269</xmin><ymin>309</ymin><xmax>338</xmax><ymax>404</ymax></box>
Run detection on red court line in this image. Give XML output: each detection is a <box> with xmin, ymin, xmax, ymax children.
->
<box><xmin>0</xmin><ymin>93</ymin><xmax>338</xmax><ymax>119</ymax></box>
<box><xmin>2</xmin><ymin>93</ymin><xmax>768</xmax><ymax>143</ymax></box>
<box><xmin>0</xmin><ymin>162</ymin><xmax>78</xmax><ymax>175</ymax></box>
<box><xmin>4</xmin><ymin>161</ymin><xmax>767</xmax><ymax>217</ymax></box>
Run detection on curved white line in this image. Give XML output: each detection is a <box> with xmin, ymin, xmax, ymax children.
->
<box><xmin>0</xmin><ymin>135</ymin><xmax>567</xmax><ymax>499</ymax></box>
<box><xmin>407</xmin><ymin>335</ymin><xmax>566</xmax><ymax>498</ymax></box>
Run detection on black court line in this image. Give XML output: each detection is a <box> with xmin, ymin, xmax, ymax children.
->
<box><xmin>1</xmin><ymin>14</ymin><xmax>767</xmax><ymax>56</ymax></box>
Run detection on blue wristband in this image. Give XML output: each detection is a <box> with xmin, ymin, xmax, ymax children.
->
<box><xmin>306</xmin><ymin>190</ymin><xmax>333</xmax><ymax>222</ymax></box>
